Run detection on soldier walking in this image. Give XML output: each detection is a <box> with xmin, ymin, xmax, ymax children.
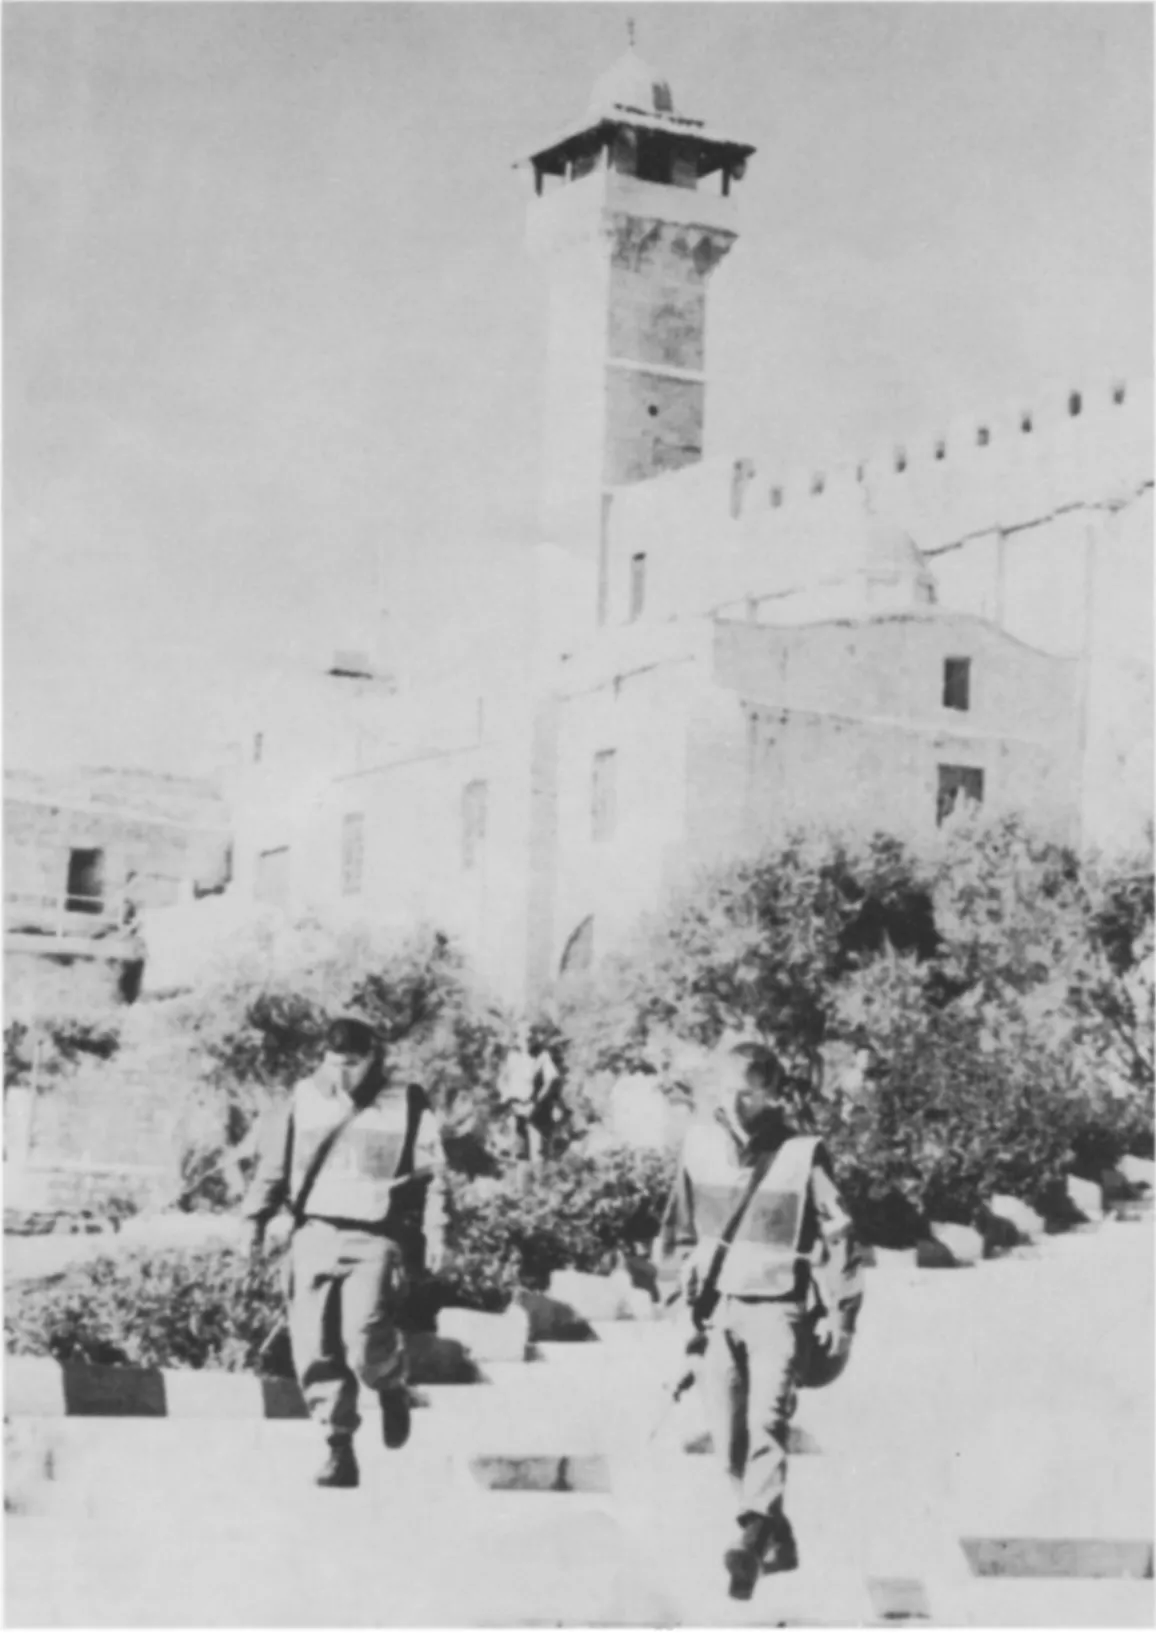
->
<box><xmin>243</xmin><ymin>1005</ymin><xmax>447</xmax><ymax>1489</ymax></box>
<box><xmin>659</xmin><ymin>1040</ymin><xmax>864</xmax><ymax>1600</ymax></box>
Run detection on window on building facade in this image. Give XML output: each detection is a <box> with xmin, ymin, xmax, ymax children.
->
<box><xmin>253</xmin><ymin>732</ymin><xmax>264</xmax><ymax>764</ymax></box>
<box><xmin>255</xmin><ymin>846</ymin><xmax>291</xmax><ymax>907</ymax></box>
<box><xmin>937</xmin><ymin>765</ymin><xmax>984</xmax><ymax>826</ymax></box>
<box><xmin>462</xmin><ymin>780</ymin><xmax>488</xmax><ymax>870</ymax></box>
<box><xmin>560</xmin><ymin>916</ymin><xmax>595</xmax><ymax>981</ymax></box>
<box><xmin>629</xmin><ymin>554</ymin><xmax>647</xmax><ymax>622</ymax></box>
<box><xmin>591</xmin><ymin>750</ymin><xmax>617</xmax><ymax>842</ymax></box>
<box><xmin>66</xmin><ymin>848</ymin><xmax>105</xmax><ymax>915</ymax></box>
<box><xmin>341</xmin><ymin>813</ymin><xmax>365</xmax><ymax>896</ymax></box>
<box><xmin>943</xmin><ymin>657</ymin><xmax>971</xmax><ymax>712</ymax></box>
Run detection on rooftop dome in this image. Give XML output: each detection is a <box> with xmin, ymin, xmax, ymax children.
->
<box><xmin>863</xmin><ymin>519</ymin><xmax>931</xmax><ymax>579</ymax></box>
<box><xmin>587</xmin><ymin>47</ymin><xmax>675</xmax><ymax>119</ymax></box>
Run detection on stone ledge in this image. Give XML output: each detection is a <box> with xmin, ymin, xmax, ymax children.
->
<box><xmin>4</xmin><ymin>1334</ymin><xmax>485</xmax><ymax>1418</ymax></box>
<box><xmin>961</xmin><ymin>1537</ymin><xmax>1154</xmax><ymax>1580</ymax></box>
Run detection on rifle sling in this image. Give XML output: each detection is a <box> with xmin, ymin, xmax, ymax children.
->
<box><xmin>290</xmin><ymin>1083</ymin><xmax>424</xmax><ymax>1229</ymax></box>
<box><xmin>690</xmin><ymin>1141</ymin><xmax>778</xmax><ymax>1328</ymax></box>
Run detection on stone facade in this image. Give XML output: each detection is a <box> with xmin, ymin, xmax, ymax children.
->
<box><xmin>142</xmin><ymin>46</ymin><xmax>1151</xmax><ymax>1013</ymax></box>
<box><xmin>4</xmin><ymin>768</ymin><xmax>229</xmax><ymax>1017</ymax></box>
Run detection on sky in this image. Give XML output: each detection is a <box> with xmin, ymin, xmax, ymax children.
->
<box><xmin>5</xmin><ymin>2</ymin><xmax>1152</xmax><ymax>777</ymax></box>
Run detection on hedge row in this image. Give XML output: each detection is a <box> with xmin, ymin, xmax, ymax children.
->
<box><xmin>4</xmin><ymin>1147</ymin><xmax>674</xmax><ymax>1370</ymax></box>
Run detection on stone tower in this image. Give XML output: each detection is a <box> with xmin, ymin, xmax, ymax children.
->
<box><xmin>521</xmin><ymin>43</ymin><xmax>755</xmax><ymax>621</ymax></box>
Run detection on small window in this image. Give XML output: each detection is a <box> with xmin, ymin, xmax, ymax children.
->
<box><xmin>937</xmin><ymin>765</ymin><xmax>984</xmax><ymax>826</ymax></box>
<box><xmin>255</xmin><ymin>847</ymin><xmax>290</xmax><ymax>908</ymax></box>
<box><xmin>942</xmin><ymin>657</ymin><xmax>971</xmax><ymax>712</ymax></box>
<box><xmin>253</xmin><ymin>732</ymin><xmax>264</xmax><ymax>764</ymax></box>
<box><xmin>462</xmin><ymin>780</ymin><xmax>487</xmax><ymax>870</ymax></box>
<box><xmin>66</xmin><ymin>848</ymin><xmax>105</xmax><ymax>915</ymax></box>
<box><xmin>1069</xmin><ymin>391</ymin><xmax>1082</xmax><ymax>417</ymax></box>
<box><xmin>811</xmin><ymin>472</ymin><xmax>825</xmax><ymax>496</ymax></box>
<box><xmin>894</xmin><ymin>448</ymin><xmax>907</xmax><ymax>474</ymax></box>
<box><xmin>934</xmin><ymin>440</ymin><xmax>946</xmax><ymax>461</ymax></box>
<box><xmin>341</xmin><ymin>813</ymin><xmax>365</xmax><ymax>896</ymax></box>
<box><xmin>1020</xmin><ymin>413</ymin><xmax>1033</xmax><ymax>434</ymax></box>
<box><xmin>770</xmin><ymin>486</ymin><xmax>783</xmax><ymax>508</ymax></box>
<box><xmin>629</xmin><ymin>554</ymin><xmax>647</xmax><ymax>622</ymax></box>
<box><xmin>591</xmin><ymin>750</ymin><xmax>617</xmax><ymax>842</ymax></box>
<box><xmin>976</xmin><ymin>426</ymin><xmax>990</xmax><ymax>447</ymax></box>
<box><xmin>1113</xmin><ymin>382</ymin><xmax>1126</xmax><ymax>406</ymax></box>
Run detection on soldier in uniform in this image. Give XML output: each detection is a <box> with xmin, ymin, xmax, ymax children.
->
<box><xmin>243</xmin><ymin>1006</ymin><xmax>447</xmax><ymax>1489</ymax></box>
<box><xmin>659</xmin><ymin>1040</ymin><xmax>863</xmax><ymax>1600</ymax></box>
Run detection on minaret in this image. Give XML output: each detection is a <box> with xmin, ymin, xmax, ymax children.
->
<box><xmin>520</xmin><ymin>34</ymin><xmax>755</xmax><ymax>622</ymax></box>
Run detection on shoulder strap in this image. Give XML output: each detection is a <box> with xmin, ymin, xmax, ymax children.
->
<box><xmin>290</xmin><ymin>1096</ymin><xmax>364</xmax><ymax>1228</ymax></box>
<box><xmin>689</xmin><ymin>1141</ymin><xmax>778</xmax><ymax>1327</ymax></box>
<box><xmin>396</xmin><ymin>1083</ymin><xmax>426</xmax><ymax>1178</ymax></box>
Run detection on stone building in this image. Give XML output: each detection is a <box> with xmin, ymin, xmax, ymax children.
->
<box><xmin>4</xmin><ymin>767</ymin><xmax>230</xmax><ymax>1014</ymax></box>
<box><xmin>143</xmin><ymin>45</ymin><xmax>1152</xmax><ymax>1011</ymax></box>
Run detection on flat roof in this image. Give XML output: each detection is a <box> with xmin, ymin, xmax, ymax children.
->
<box><xmin>519</xmin><ymin>110</ymin><xmax>755</xmax><ymax>178</ymax></box>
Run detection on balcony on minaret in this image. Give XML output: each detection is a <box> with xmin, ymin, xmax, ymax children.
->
<box><xmin>518</xmin><ymin>46</ymin><xmax>755</xmax><ymax>257</ymax></box>
<box><xmin>523</xmin><ymin>42</ymin><xmax>756</xmax><ymax>591</ymax></box>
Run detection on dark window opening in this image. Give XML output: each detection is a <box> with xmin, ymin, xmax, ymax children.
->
<box><xmin>937</xmin><ymin>765</ymin><xmax>984</xmax><ymax>826</ymax></box>
<box><xmin>635</xmin><ymin>133</ymin><xmax>672</xmax><ymax>185</ymax></box>
<box><xmin>934</xmin><ymin>440</ymin><xmax>946</xmax><ymax>461</ymax></box>
<box><xmin>629</xmin><ymin>554</ymin><xmax>646</xmax><ymax>622</ymax></box>
<box><xmin>647</xmin><ymin>403</ymin><xmax>659</xmax><ymax>418</ymax></box>
<box><xmin>943</xmin><ymin>656</ymin><xmax>971</xmax><ymax>712</ymax></box>
<box><xmin>770</xmin><ymin>486</ymin><xmax>783</xmax><ymax>508</ymax></box>
<box><xmin>591</xmin><ymin>750</ymin><xmax>617</xmax><ymax>842</ymax></box>
<box><xmin>1113</xmin><ymin>383</ymin><xmax>1126</xmax><ymax>406</ymax></box>
<box><xmin>895</xmin><ymin>448</ymin><xmax>907</xmax><ymax>473</ymax></box>
<box><xmin>66</xmin><ymin>848</ymin><xmax>105</xmax><ymax>915</ymax></box>
<box><xmin>463</xmin><ymin>780</ymin><xmax>488</xmax><ymax>871</ymax></box>
<box><xmin>1069</xmin><ymin>391</ymin><xmax>1082</xmax><ymax>416</ymax></box>
<box><xmin>253</xmin><ymin>733</ymin><xmax>264</xmax><ymax>764</ymax></box>
<box><xmin>341</xmin><ymin>813</ymin><xmax>365</xmax><ymax>896</ymax></box>
<box><xmin>811</xmin><ymin>473</ymin><xmax>825</xmax><ymax>496</ymax></box>
<box><xmin>977</xmin><ymin>426</ymin><xmax>990</xmax><ymax>447</ymax></box>
<box><xmin>1021</xmin><ymin>413</ymin><xmax>1033</xmax><ymax>433</ymax></box>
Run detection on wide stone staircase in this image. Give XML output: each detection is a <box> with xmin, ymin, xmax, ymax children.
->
<box><xmin>7</xmin><ymin>1208</ymin><xmax>1155</xmax><ymax>1626</ymax></box>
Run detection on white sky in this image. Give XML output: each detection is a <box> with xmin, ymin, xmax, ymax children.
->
<box><xmin>5</xmin><ymin>2</ymin><xmax>1152</xmax><ymax>776</ymax></box>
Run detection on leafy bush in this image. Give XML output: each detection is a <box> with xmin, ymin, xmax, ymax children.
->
<box><xmin>434</xmin><ymin>1145</ymin><xmax>675</xmax><ymax>1311</ymax></box>
<box><xmin>5</xmin><ymin>1243</ymin><xmax>287</xmax><ymax>1371</ymax></box>
<box><xmin>123</xmin><ymin>919</ymin><xmax>519</xmax><ymax>1211</ymax></box>
<box><xmin>4</xmin><ymin>1012</ymin><xmax>122</xmax><ymax>1093</ymax></box>
<box><xmin>824</xmin><ymin>956</ymin><xmax>1087</xmax><ymax>1242</ymax></box>
<box><xmin>562</xmin><ymin>830</ymin><xmax>938</xmax><ymax>1106</ymax></box>
<box><xmin>5</xmin><ymin>1146</ymin><xmax>676</xmax><ymax>1367</ymax></box>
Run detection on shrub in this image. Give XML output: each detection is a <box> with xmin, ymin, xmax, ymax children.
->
<box><xmin>5</xmin><ymin>1147</ymin><xmax>677</xmax><ymax>1367</ymax></box>
<box><xmin>5</xmin><ymin>1243</ymin><xmax>287</xmax><ymax>1372</ymax></box>
<box><xmin>825</xmin><ymin>955</ymin><xmax>1087</xmax><ymax>1242</ymax></box>
<box><xmin>434</xmin><ymin>1145</ymin><xmax>676</xmax><ymax>1311</ymax></box>
<box><xmin>4</xmin><ymin>1012</ymin><xmax>122</xmax><ymax>1094</ymax></box>
<box><xmin>562</xmin><ymin>830</ymin><xmax>936</xmax><ymax>1103</ymax></box>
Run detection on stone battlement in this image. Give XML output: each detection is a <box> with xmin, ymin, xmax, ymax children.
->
<box><xmin>614</xmin><ymin>372</ymin><xmax>1153</xmax><ymax>555</ymax></box>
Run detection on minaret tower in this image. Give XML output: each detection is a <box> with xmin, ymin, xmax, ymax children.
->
<box><xmin>520</xmin><ymin>33</ymin><xmax>755</xmax><ymax>621</ymax></box>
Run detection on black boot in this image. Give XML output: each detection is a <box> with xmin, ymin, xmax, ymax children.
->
<box><xmin>760</xmin><ymin>1507</ymin><xmax>799</xmax><ymax>1575</ymax></box>
<box><xmin>725</xmin><ymin>1516</ymin><xmax>770</xmax><ymax>1601</ymax></box>
<box><xmin>315</xmin><ymin>1435</ymin><xmax>359</xmax><ymax>1488</ymax></box>
<box><xmin>379</xmin><ymin>1385</ymin><xmax>412</xmax><ymax>1450</ymax></box>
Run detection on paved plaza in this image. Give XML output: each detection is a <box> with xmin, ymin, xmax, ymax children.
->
<box><xmin>6</xmin><ymin>1214</ymin><xmax>1153</xmax><ymax>1626</ymax></box>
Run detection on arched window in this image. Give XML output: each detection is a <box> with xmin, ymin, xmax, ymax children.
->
<box><xmin>559</xmin><ymin>916</ymin><xmax>595</xmax><ymax>981</ymax></box>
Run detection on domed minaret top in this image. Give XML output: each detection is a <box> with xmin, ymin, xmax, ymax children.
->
<box><xmin>518</xmin><ymin>27</ymin><xmax>754</xmax><ymax>191</ymax></box>
<box><xmin>586</xmin><ymin>44</ymin><xmax>675</xmax><ymax>119</ymax></box>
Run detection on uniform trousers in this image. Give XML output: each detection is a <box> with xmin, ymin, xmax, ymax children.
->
<box><xmin>700</xmin><ymin>1295</ymin><xmax>804</xmax><ymax>1527</ymax></box>
<box><xmin>288</xmin><ymin>1218</ymin><xmax>408</xmax><ymax>1437</ymax></box>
